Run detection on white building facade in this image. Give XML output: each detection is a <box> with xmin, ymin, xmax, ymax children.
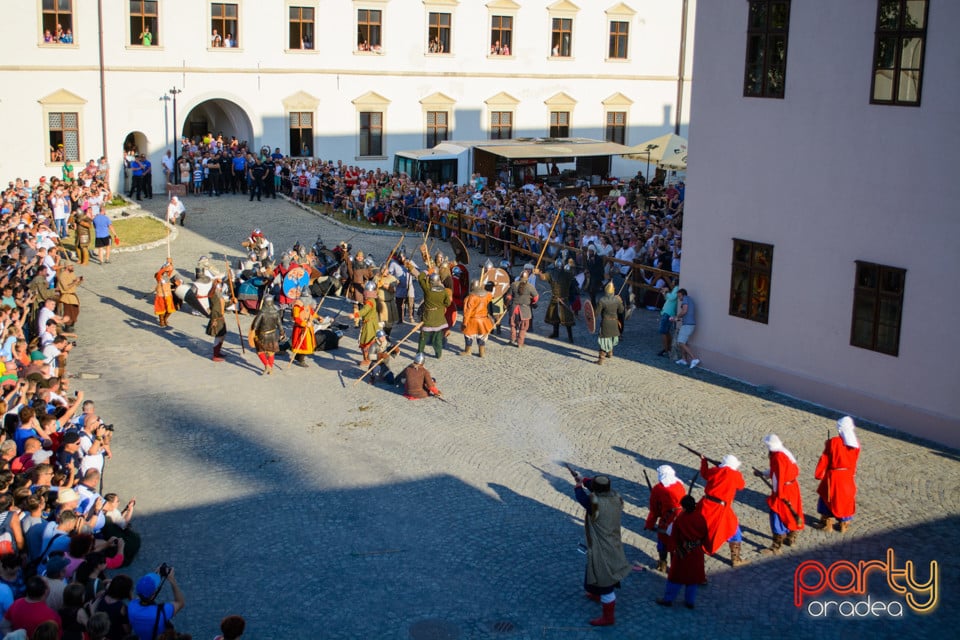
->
<box><xmin>683</xmin><ymin>0</ymin><xmax>960</xmax><ymax>446</ymax></box>
<box><xmin>0</xmin><ymin>0</ymin><xmax>694</xmax><ymax>188</ymax></box>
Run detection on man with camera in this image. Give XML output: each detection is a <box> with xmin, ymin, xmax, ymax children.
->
<box><xmin>128</xmin><ymin>565</ymin><xmax>186</xmax><ymax>640</ymax></box>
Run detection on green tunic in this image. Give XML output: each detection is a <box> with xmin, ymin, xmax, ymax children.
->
<box><xmin>418</xmin><ymin>273</ymin><xmax>451</xmax><ymax>330</ymax></box>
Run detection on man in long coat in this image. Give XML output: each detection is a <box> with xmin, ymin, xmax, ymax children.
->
<box><xmin>656</xmin><ymin>495</ymin><xmax>709</xmax><ymax>609</ymax></box>
<box><xmin>248</xmin><ymin>294</ymin><xmax>283</xmax><ymax>375</ymax></box>
<box><xmin>206</xmin><ymin>272</ymin><xmax>228</xmax><ymax>362</ymax></box>
<box><xmin>755</xmin><ymin>434</ymin><xmax>804</xmax><ymax>552</ymax></box>
<box><xmin>573</xmin><ymin>474</ymin><xmax>631</xmax><ymax>627</ymax></box>
<box><xmin>536</xmin><ymin>263</ymin><xmax>576</xmax><ymax>343</ymax></box>
<box><xmin>459</xmin><ymin>280</ymin><xmax>493</xmax><ymax>357</ymax></box>
<box><xmin>290</xmin><ymin>297</ymin><xmax>318</xmax><ymax>367</ymax></box>
<box><xmin>595</xmin><ymin>281</ymin><xmax>624</xmax><ymax>364</ymax></box>
<box><xmin>644</xmin><ymin>465</ymin><xmax>686</xmax><ymax>572</ymax></box>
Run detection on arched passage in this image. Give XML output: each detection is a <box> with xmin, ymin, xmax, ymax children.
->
<box><xmin>121</xmin><ymin>131</ymin><xmax>148</xmax><ymax>193</ymax></box>
<box><xmin>181</xmin><ymin>98</ymin><xmax>254</xmax><ymax>147</ymax></box>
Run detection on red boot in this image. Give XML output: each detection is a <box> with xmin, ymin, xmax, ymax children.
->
<box><xmin>585</xmin><ymin>593</ymin><xmax>601</xmax><ymax>603</ymax></box>
<box><xmin>589</xmin><ymin>602</ymin><xmax>616</xmax><ymax>626</ymax></box>
<box><xmin>212</xmin><ymin>344</ymin><xmax>225</xmax><ymax>362</ymax></box>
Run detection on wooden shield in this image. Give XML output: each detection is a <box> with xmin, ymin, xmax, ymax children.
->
<box><xmin>481</xmin><ymin>268</ymin><xmax>510</xmax><ymax>301</ymax></box>
<box><xmin>583</xmin><ymin>299</ymin><xmax>596</xmax><ymax>334</ymax></box>
<box><xmin>451</xmin><ymin>235</ymin><xmax>470</xmax><ymax>265</ymax></box>
<box><xmin>282</xmin><ymin>267</ymin><xmax>310</xmax><ymax>300</ymax></box>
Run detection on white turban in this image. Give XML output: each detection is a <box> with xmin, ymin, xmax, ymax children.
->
<box><xmin>720</xmin><ymin>454</ymin><xmax>741</xmax><ymax>471</ymax></box>
<box><xmin>656</xmin><ymin>465</ymin><xmax>680</xmax><ymax>487</ymax></box>
<box><xmin>763</xmin><ymin>434</ymin><xmax>797</xmax><ymax>464</ymax></box>
<box><xmin>837</xmin><ymin>416</ymin><xmax>860</xmax><ymax>448</ymax></box>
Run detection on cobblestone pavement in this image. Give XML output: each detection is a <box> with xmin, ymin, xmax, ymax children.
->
<box><xmin>69</xmin><ymin>193</ymin><xmax>958</xmax><ymax>639</ymax></box>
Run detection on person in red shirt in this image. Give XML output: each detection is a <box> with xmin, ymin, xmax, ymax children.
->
<box><xmin>656</xmin><ymin>495</ymin><xmax>709</xmax><ymax>609</ymax></box>
<box><xmin>644</xmin><ymin>465</ymin><xmax>686</xmax><ymax>572</ymax></box>
<box><xmin>697</xmin><ymin>454</ymin><xmax>746</xmax><ymax>566</ymax></box>
<box><xmin>4</xmin><ymin>576</ymin><xmax>61</xmax><ymax>637</ymax></box>
<box><xmin>755</xmin><ymin>434</ymin><xmax>805</xmax><ymax>553</ymax></box>
<box><xmin>814</xmin><ymin>416</ymin><xmax>861</xmax><ymax>533</ymax></box>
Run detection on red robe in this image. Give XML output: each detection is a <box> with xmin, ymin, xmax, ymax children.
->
<box><xmin>645</xmin><ymin>482</ymin><xmax>686</xmax><ymax>547</ymax></box>
<box><xmin>814</xmin><ymin>436</ymin><xmax>860</xmax><ymax>518</ymax></box>
<box><xmin>696</xmin><ymin>459</ymin><xmax>744</xmax><ymax>554</ymax></box>
<box><xmin>290</xmin><ymin>301</ymin><xmax>317</xmax><ymax>354</ymax></box>
<box><xmin>666</xmin><ymin>509</ymin><xmax>709</xmax><ymax>585</ymax></box>
<box><xmin>767</xmin><ymin>451</ymin><xmax>804</xmax><ymax>531</ymax></box>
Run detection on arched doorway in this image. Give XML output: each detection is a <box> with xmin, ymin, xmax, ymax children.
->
<box><xmin>121</xmin><ymin>131</ymin><xmax>148</xmax><ymax>193</ymax></box>
<box><xmin>181</xmin><ymin>99</ymin><xmax>254</xmax><ymax>149</ymax></box>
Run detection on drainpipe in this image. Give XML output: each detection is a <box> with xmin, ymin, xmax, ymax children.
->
<box><xmin>675</xmin><ymin>0</ymin><xmax>689</xmax><ymax>136</ymax></box>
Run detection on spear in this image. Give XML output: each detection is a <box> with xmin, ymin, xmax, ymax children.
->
<box><xmin>533</xmin><ymin>209</ymin><xmax>562</xmax><ymax>273</ymax></box>
<box><xmin>224</xmin><ymin>258</ymin><xmax>245</xmax><ymax>354</ymax></box>
<box><xmin>353</xmin><ymin>322</ymin><xmax>423</xmax><ymax>386</ymax></box>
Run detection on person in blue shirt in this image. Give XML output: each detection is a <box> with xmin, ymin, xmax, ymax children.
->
<box><xmin>127</xmin><ymin>155</ymin><xmax>144</xmax><ymax>201</ymax></box>
<box><xmin>127</xmin><ymin>569</ymin><xmax>186</xmax><ymax>640</ymax></box>
<box><xmin>231</xmin><ymin>154</ymin><xmax>247</xmax><ymax>194</ymax></box>
<box><xmin>92</xmin><ymin>211</ymin><xmax>115</xmax><ymax>264</ymax></box>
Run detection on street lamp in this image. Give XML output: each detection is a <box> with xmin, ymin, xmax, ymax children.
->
<box><xmin>169</xmin><ymin>87</ymin><xmax>182</xmax><ymax>183</ymax></box>
<box><xmin>160</xmin><ymin>95</ymin><xmax>171</xmax><ymax>152</ymax></box>
<box><xmin>642</xmin><ymin>143</ymin><xmax>659</xmax><ymax>184</ymax></box>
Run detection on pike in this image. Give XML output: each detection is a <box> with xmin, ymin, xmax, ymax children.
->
<box><xmin>642</xmin><ymin>469</ymin><xmax>653</xmax><ymax>490</ymax></box>
<box><xmin>288</xmin><ymin>296</ymin><xmax>327</xmax><ymax>364</ymax></box>
<box><xmin>386</xmin><ymin>233</ymin><xmax>406</xmax><ymax>266</ymax></box>
<box><xmin>678</xmin><ymin>443</ymin><xmax>721</xmax><ymax>466</ymax></box>
<box><xmin>533</xmin><ymin>209</ymin><xmax>563</xmax><ymax>273</ymax></box>
<box><xmin>616</xmin><ymin>267</ymin><xmax>633</xmax><ymax>297</ymax></box>
<box><xmin>224</xmin><ymin>258</ymin><xmax>245</xmax><ymax>354</ymax></box>
<box><xmin>353</xmin><ymin>321</ymin><xmax>424</xmax><ymax>386</ymax></box>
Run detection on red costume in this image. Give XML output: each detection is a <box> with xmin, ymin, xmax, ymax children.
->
<box><xmin>697</xmin><ymin>458</ymin><xmax>744</xmax><ymax>555</ymax></box>
<box><xmin>290</xmin><ymin>300</ymin><xmax>317</xmax><ymax>354</ymax></box>
<box><xmin>768</xmin><ymin>450</ymin><xmax>804</xmax><ymax>531</ymax></box>
<box><xmin>666</xmin><ymin>508</ymin><xmax>709</xmax><ymax>585</ymax></box>
<box><xmin>273</xmin><ymin>259</ymin><xmax>301</xmax><ymax>306</ymax></box>
<box><xmin>814</xmin><ymin>436</ymin><xmax>860</xmax><ymax>518</ymax></box>
<box><xmin>645</xmin><ymin>481</ymin><xmax>686</xmax><ymax>547</ymax></box>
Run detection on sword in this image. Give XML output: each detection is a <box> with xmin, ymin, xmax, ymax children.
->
<box><xmin>224</xmin><ymin>258</ymin><xmax>245</xmax><ymax>354</ymax></box>
<box><xmin>753</xmin><ymin>466</ymin><xmax>801</xmax><ymax>526</ymax></box>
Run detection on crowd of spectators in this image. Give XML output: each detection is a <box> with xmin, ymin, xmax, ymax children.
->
<box><xmin>0</xmin><ymin>171</ymin><xmax>245</xmax><ymax>639</ymax></box>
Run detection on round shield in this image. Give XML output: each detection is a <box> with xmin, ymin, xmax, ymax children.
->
<box><xmin>583</xmin><ymin>299</ymin><xmax>597</xmax><ymax>335</ymax></box>
<box><xmin>282</xmin><ymin>267</ymin><xmax>310</xmax><ymax>300</ymax></box>
<box><xmin>480</xmin><ymin>267</ymin><xmax>510</xmax><ymax>301</ymax></box>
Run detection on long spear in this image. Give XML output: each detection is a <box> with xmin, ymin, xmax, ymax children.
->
<box><xmin>224</xmin><ymin>258</ymin><xmax>245</xmax><ymax>354</ymax></box>
<box><xmin>533</xmin><ymin>209</ymin><xmax>563</xmax><ymax>273</ymax></box>
<box><xmin>353</xmin><ymin>321</ymin><xmax>423</xmax><ymax>386</ymax></box>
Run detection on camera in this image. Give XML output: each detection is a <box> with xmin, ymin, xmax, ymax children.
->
<box><xmin>158</xmin><ymin>563</ymin><xmax>172</xmax><ymax>578</ymax></box>
<box><xmin>102</xmin><ymin>424</ymin><xmax>115</xmax><ymax>432</ymax></box>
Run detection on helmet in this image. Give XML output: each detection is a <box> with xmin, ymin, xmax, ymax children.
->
<box><xmin>604</xmin><ymin>281</ymin><xmax>615</xmax><ymax>294</ymax></box>
<box><xmin>470</xmin><ymin>279</ymin><xmax>482</xmax><ymax>293</ymax></box>
<box><xmin>356</xmin><ymin>250</ymin><xmax>364</xmax><ymax>260</ymax></box>
<box><xmin>499</xmin><ymin>259</ymin><xmax>510</xmax><ymax>270</ymax></box>
<box><xmin>375</xmin><ymin>329</ymin><xmax>386</xmax><ymax>339</ymax></box>
<box><xmin>364</xmin><ymin>256</ymin><xmax>375</xmax><ymax>268</ymax></box>
<box><xmin>413</xmin><ymin>352</ymin><xmax>426</xmax><ymax>365</ymax></box>
<box><xmin>364</xmin><ymin>280</ymin><xmax>377</xmax><ymax>292</ymax></box>
<box><xmin>564</xmin><ymin>259</ymin><xmax>574</xmax><ymax>272</ymax></box>
<box><xmin>484</xmin><ymin>259</ymin><xmax>494</xmax><ymax>270</ymax></box>
<box><xmin>261</xmin><ymin>294</ymin><xmax>275</xmax><ymax>307</ymax></box>
<box><xmin>452</xmin><ymin>266</ymin><xmax>463</xmax><ymax>277</ymax></box>
<box><xmin>429</xmin><ymin>273</ymin><xmax>441</xmax><ymax>285</ymax></box>
<box><xmin>252</xmin><ymin>228</ymin><xmax>263</xmax><ymax>238</ymax></box>
<box><xmin>523</xmin><ymin>263</ymin><xmax>535</xmax><ymax>272</ymax></box>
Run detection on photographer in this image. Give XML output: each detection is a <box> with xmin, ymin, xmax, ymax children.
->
<box><xmin>127</xmin><ymin>565</ymin><xmax>185</xmax><ymax>640</ymax></box>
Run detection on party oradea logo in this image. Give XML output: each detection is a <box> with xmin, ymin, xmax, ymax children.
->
<box><xmin>794</xmin><ymin>549</ymin><xmax>938</xmax><ymax>618</ymax></box>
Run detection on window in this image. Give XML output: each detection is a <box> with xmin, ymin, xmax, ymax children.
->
<box><xmin>490</xmin><ymin>112</ymin><xmax>512</xmax><ymax>140</ymax></box>
<box><xmin>357</xmin><ymin>9</ymin><xmax>381</xmax><ymax>51</ymax></box>
<box><xmin>289</xmin><ymin>6</ymin><xmax>315</xmax><ymax>50</ymax></box>
<box><xmin>289</xmin><ymin>112</ymin><xmax>313</xmax><ymax>157</ymax></box>
<box><xmin>426</xmin><ymin>111</ymin><xmax>448</xmax><ymax>147</ymax></box>
<box><xmin>729</xmin><ymin>239</ymin><xmax>773</xmax><ymax>324</ymax></box>
<box><xmin>871</xmin><ymin>0</ymin><xmax>928</xmax><ymax>106</ymax></box>
<box><xmin>605</xmin><ymin>111</ymin><xmax>626</xmax><ymax>144</ymax></box>
<box><xmin>549</xmin><ymin>111</ymin><xmax>569</xmax><ymax>138</ymax></box>
<box><xmin>551</xmin><ymin>18</ymin><xmax>572</xmax><ymax>57</ymax></box>
<box><xmin>359</xmin><ymin>112</ymin><xmax>383</xmax><ymax>156</ymax></box>
<box><xmin>608</xmin><ymin>21</ymin><xmax>628</xmax><ymax>59</ymax></box>
<box><xmin>211</xmin><ymin>2</ymin><xmax>239</xmax><ymax>47</ymax></box>
<box><xmin>428</xmin><ymin>12</ymin><xmax>450</xmax><ymax>54</ymax></box>
<box><xmin>490</xmin><ymin>15</ymin><xmax>512</xmax><ymax>55</ymax></box>
<box><xmin>743</xmin><ymin>0</ymin><xmax>790</xmax><ymax>98</ymax></box>
<box><xmin>48</xmin><ymin>112</ymin><xmax>80</xmax><ymax>162</ymax></box>
<box><xmin>851</xmin><ymin>261</ymin><xmax>905</xmax><ymax>356</ymax></box>
<box><xmin>41</xmin><ymin>0</ymin><xmax>74</xmax><ymax>44</ymax></box>
<box><xmin>129</xmin><ymin>1</ymin><xmax>158</xmax><ymax>46</ymax></box>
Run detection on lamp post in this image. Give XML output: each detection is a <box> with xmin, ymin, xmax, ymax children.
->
<box><xmin>643</xmin><ymin>143</ymin><xmax>659</xmax><ymax>184</ymax></box>
<box><xmin>160</xmin><ymin>95</ymin><xmax>171</xmax><ymax>152</ymax></box>
<box><xmin>169</xmin><ymin>87</ymin><xmax>181</xmax><ymax>183</ymax></box>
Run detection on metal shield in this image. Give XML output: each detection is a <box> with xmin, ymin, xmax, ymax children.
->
<box><xmin>174</xmin><ymin>283</ymin><xmax>209</xmax><ymax>317</ymax></box>
<box><xmin>583</xmin><ymin>299</ymin><xmax>596</xmax><ymax>335</ymax></box>
<box><xmin>282</xmin><ymin>267</ymin><xmax>310</xmax><ymax>300</ymax></box>
<box><xmin>481</xmin><ymin>267</ymin><xmax>510</xmax><ymax>301</ymax></box>
<box><xmin>451</xmin><ymin>235</ymin><xmax>469</xmax><ymax>265</ymax></box>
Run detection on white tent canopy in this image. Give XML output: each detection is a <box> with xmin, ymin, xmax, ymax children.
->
<box><xmin>623</xmin><ymin>133</ymin><xmax>688</xmax><ymax>170</ymax></box>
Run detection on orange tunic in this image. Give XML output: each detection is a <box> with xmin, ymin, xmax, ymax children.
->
<box><xmin>461</xmin><ymin>292</ymin><xmax>493</xmax><ymax>337</ymax></box>
<box><xmin>768</xmin><ymin>450</ymin><xmax>804</xmax><ymax>530</ymax></box>
<box><xmin>291</xmin><ymin>301</ymin><xmax>317</xmax><ymax>354</ymax></box>
<box><xmin>814</xmin><ymin>436</ymin><xmax>860</xmax><ymax>518</ymax></box>
<box><xmin>697</xmin><ymin>460</ymin><xmax>744</xmax><ymax>555</ymax></box>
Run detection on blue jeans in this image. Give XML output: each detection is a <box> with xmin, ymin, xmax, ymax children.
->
<box><xmin>55</xmin><ymin>218</ymin><xmax>68</xmax><ymax>238</ymax></box>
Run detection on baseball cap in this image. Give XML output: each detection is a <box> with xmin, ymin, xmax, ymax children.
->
<box><xmin>136</xmin><ymin>573</ymin><xmax>161</xmax><ymax>599</ymax></box>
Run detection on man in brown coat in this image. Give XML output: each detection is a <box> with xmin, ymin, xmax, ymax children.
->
<box><xmin>401</xmin><ymin>353</ymin><xmax>441</xmax><ymax>400</ymax></box>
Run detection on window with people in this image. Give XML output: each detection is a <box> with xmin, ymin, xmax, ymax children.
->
<box><xmin>551</xmin><ymin>18</ymin><xmax>572</xmax><ymax>57</ymax></box>
<box><xmin>210</xmin><ymin>2</ymin><xmax>238</xmax><ymax>48</ymax></box>
<box><xmin>289</xmin><ymin>112</ymin><xmax>313</xmax><ymax>157</ymax></box>
<box><xmin>427</xmin><ymin>12</ymin><xmax>451</xmax><ymax>54</ymax></box>
<box><xmin>729</xmin><ymin>239</ymin><xmax>773</xmax><ymax>323</ymax></box>
<box><xmin>357</xmin><ymin>8</ymin><xmax>382</xmax><ymax>52</ymax></box>
<box><xmin>289</xmin><ymin>5</ymin><xmax>315</xmax><ymax>50</ymax></box>
<box><xmin>490</xmin><ymin>15</ymin><xmax>512</xmax><ymax>55</ymax></box>
<box><xmin>129</xmin><ymin>0</ymin><xmax>158</xmax><ymax>46</ymax></box>
<box><xmin>48</xmin><ymin>112</ymin><xmax>80</xmax><ymax>163</ymax></box>
<box><xmin>41</xmin><ymin>0</ymin><xmax>74</xmax><ymax>44</ymax></box>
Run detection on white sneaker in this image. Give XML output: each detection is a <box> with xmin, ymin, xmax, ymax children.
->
<box><xmin>676</xmin><ymin>359</ymin><xmax>688</xmax><ymax>366</ymax></box>
<box><xmin>690</xmin><ymin>359</ymin><xmax>700</xmax><ymax>369</ymax></box>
